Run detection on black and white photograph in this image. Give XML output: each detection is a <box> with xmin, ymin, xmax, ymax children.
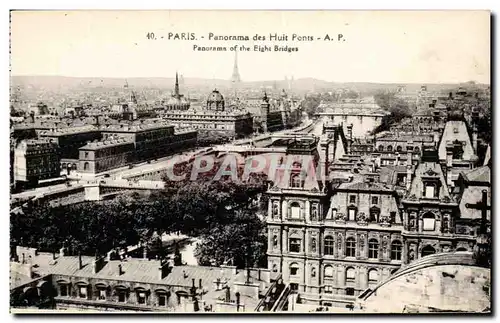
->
<box><xmin>8</xmin><ymin>9</ymin><xmax>491</xmax><ymax>314</ymax></box>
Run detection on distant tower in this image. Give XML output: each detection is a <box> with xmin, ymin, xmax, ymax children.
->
<box><xmin>231</xmin><ymin>50</ymin><xmax>242</xmax><ymax>84</ymax></box>
<box><xmin>260</xmin><ymin>91</ymin><xmax>270</xmax><ymax>133</ymax></box>
<box><xmin>174</xmin><ymin>72</ymin><xmax>181</xmax><ymax>99</ymax></box>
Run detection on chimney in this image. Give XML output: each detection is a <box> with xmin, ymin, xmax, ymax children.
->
<box><xmin>395</xmin><ymin>153</ymin><xmax>400</xmax><ymax>166</ymax></box>
<box><xmin>118</xmin><ymin>264</ymin><xmax>123</xmax><ymax>276</ymax></box>
<box><xmin>143</xmin><ymin>247</ymin><xmax>148</xmax><ymax>260</ymax></box>
<box><xmin>472</xmin><ymin>125</ymin><xmax>478</xmax><ymax>154</ymax></box>
<box><xmin>449</xmin><ymin>92</ymin><xmax>453</xmax><ymax>100</ymax></box>
<box><xmin>235</xmin><ymin>292</ymin><xmax>241</xmax><ymax>312</ymax></box>
<box><xmin>78</xmin><ymin>252</ymin><xmax>83</xmax><ymax>270</ymax></box>
<box><xmin>192</xmin><ymin>278</ymin><xmax>196</xmax><ymax>289</ymax></box>
<box><xmin>21</xmin><ymin>253</ymin><xmax>25</xmax><ymax>264</ymax></box>
<box><xmin>225</xmin><ymin>286</ymin><xmax>231</xmax><ymax>302</ymax></box>
<box><xmin>446</xmin><ymin>144</ymin><xmax>453</xmax><ymax>187</ymax></box>
<box><xmin>406</xmin><ymin>164</ymin><xmax>412</xmax><ymax>191</ymax></box>
<box><xmin>52</xmin><ymin>251</ymin><xmax>56</xmax><ymax>260</ymax></box>
<box><xmin>199</xmin><ymin>279</ymin><xmax>202</xmax><ymax>289</ymax></box>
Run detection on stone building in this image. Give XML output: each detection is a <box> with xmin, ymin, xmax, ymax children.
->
<box><xmin>39</xmin><ymin>125</ymin><xmax>102</xmax><ymax>160</ymax></box>
<box><xmin>400</xmin><ymin>145</ymin><xmax>478</xmax><ymax>264</ymax></box>
<box><xmin>162</xmin><ymin>89</ymin><xmax>254</xmax><ymax>139</ymax></box>
<box><xmin>78</xmin><ymin>120</ymin><xmax>197</xmax><ymax>174</ymax></box>
<box><xmin>10</xmin><ymin>246</ymin><xmax>274</xmax><ymax>313</ymax></box>
<box><xmin>14</xmin><ymin>139</ymin><xmax>60</xmax><ymax>187</ymax></box>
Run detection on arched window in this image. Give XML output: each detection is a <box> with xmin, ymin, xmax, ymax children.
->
<box><xmin>290</xmin><ymin>202</ymin><xmax>301</xmax><ymax>219</ymax></box>
<box><xmin>368</xmin><ymin>269</ymin><xmax>378</xmax><ymax>283</ymax></box>
<box><xmin>290</xmin><ymin>174</ymin><xmax>302</xmax><ymax>188</ymax></box>
<box><xmin>83</xmin><ymin>162</ymin><xmax>89</xmax><ymax>171</ymax></box>
<box><xmin>345</xmin><ymin>237</ymin><xmax>356</xmax><ymax>257</ymax></box>
<box><xmin>414</xmin><ymin>146</ymin><xmax>421</xmax><ymax>154</ymax></box>
<box><xmin>387</xmin><ymin>145</ymin><xmax>393</xmax><ymax>152</ymax></box>
<box><xmin>345</xmin><ymin>267</ymin><xmax>355</xmax><ymax>282</ymax></box>
<box><xmin>422</xmin><ymin>212</ymin><xmax>436</xmax><ymax>231</ymax></box>
<box><xmin>272</xmin><ymin>235</ymin><xmax>278</xmax><ymax>248</ymax></box>
<box><xmin>289</xmin><ymin>263</ymin><xmax>300</xmax><ymax>276</ymax></box>
<box><xmin>324</xmin><ymin>265</ymin><xmax>333</xmax><ymax>278</ymax></box>
<box><xmin>272</xmin><ymin>264</ymin><xmax>278</xmax><ymax>272</ymax></box>
<box><xmin>324</xmin><ymin>236</ymin><xmax>334</xmax><ymax>255</ymax></box>
<box><xmin>378</xmin><ymin>145</ymin><xmax>384</xmax><ymax>152</ymax></box>
<box><xmin>61</xmin><ymin>163</ymin><xmax>67</xmax><ymax>169</ymax></box>
<box><xmin>311</xmin><ymin>238</ymin><xmax>317</xmax><ymax>253</ymax></box>
<box><xmin>368</xmin><ymin>239</ymin><xmax>379</xmax><ymax>259</ymax></box>
<box><xmin>396</xmin><ymin>146</ymin><xmax>403</xmax><ymax>152</ymax></box>
<box><xmin>421</xmin><ymin>245</ymin><xmax>436</xmax><ymax>257</ymax></box>
<box><xmin>391</xmin><ymin>240</ymin><xmax>402</xmax><ymax>260</ymax></box>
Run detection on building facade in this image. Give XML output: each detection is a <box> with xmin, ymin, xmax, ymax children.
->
<box><xmin>14</xmin><ymin>139</ymin><xmax>60</xmax><ymax>186</ymax></box>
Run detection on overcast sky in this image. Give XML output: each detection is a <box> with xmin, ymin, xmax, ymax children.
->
<box><xmin>10</xmin><ymin>10</ymin><xmax>490</xmax><ymax>83</ymax></box>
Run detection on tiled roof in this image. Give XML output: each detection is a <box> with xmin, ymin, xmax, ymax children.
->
<box><xmin>44</xmin><ymin>257</ymin><xmax>229</xmax><ymax>288</ymax></box>
<box><xmin>462</xmin><ymin>166</ymin><xmax>490</xmax><ymax>183</ymax></box>
<box><xmin>337</xmin><ymin>180</ymin><xmax>393</xmax><ymax>192</ymax></box>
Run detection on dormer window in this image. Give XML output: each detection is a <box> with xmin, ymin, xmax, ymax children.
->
<box><xmin>290</xmin><ymin>174</ymin><xmax>302</xmax><ymax>188</ymax></box>
<box><xmin>349</xmin><ymin>195</ymin><xmax>356</xmax><ymax>204</ymax></box>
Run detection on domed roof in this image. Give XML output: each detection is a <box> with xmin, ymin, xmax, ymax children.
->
<box><xmin>207</xmin><ymin>89</ymin><xmax>224</xmax><ymax>103</ymax></box>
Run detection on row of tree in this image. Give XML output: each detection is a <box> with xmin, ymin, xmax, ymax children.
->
<box><xmin>11</xmin><ymin>171</ymin><xmax>269</xmax><ymax>268</ymax></box>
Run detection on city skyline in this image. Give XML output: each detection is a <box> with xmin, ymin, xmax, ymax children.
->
<box><xmin>10</xmin><ymin>10</ymin><xmax>490</xmax><ymax>84</ymax></box>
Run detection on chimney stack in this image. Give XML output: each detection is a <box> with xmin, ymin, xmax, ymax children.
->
<box><xmin>472</xmin><ymin>124</ymin><xmax>478</xmax><ymax>154</ymax></box>
<box><xmin>449</xmin><ymin>92</ymin><xmax>453</xmax><ymax>100</ymax></box>
<box><xmin>59</xmin><ymin>247</ymin><xmax>65</xmax><ymax>258</ymax></box>
<box><xmin>395</xmin><ymin>153</ymin><xmax>400</xmax><ymax>166</ymax></box>
<box><xmin>235</xmin><ymin>292</ymin><xmax>241</xmax><ymax>312</ymax></box>
<box><xmin>118</xmin><ymin>264</ymin><xmax>123</xmax><ymax>276</ymax></box>
<box><xmin>445</xmin><ymin>144</ymin><xmax>453</xmax><ymax>188</ymax></box>
<box><xmin>406</xmin><ymin>165</ymin><xmax>412</xmax><ymax>191</ymax></box>
<box><xmin>78</xmin><ymin>252</ymin><xmax>83</xmax><ymax>270</ymax></box>
<box><xmin>143</xmin><ymin>247</ymin><xmax>148</xmax><ymax>260</ymax></box>
<box><xmin>225</xmin><ymin>287</ymin><xmax>231</xmax><ymax>302</ymax></box>
<box><xmin>199</xmin><ymin>279</ymin><xmax>202</xmax><ymax>289</ymax></box>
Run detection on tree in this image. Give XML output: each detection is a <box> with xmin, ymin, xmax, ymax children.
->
<box><xmin>372</xmin><ymin>90</ymin><xmax>414</xmax><ymax>134</ymax></box>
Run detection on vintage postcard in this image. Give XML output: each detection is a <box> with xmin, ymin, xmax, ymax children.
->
<box><xmin>9</xmin><ymin>10</ymin><xmax>491</xmax><ymax>314</ymax></box>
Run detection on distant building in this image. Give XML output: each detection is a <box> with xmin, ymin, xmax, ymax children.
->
<box><xmin>14</xmin><ymin>139</ymin><xmax>60</xmax><ymax>187</ymax></box>
<box><xmin>317</xmin><ymin>98</ymin><xmax>389</xmax><ymax>138</ymax></box>
<box><xmin>162</xmin><ymin>89</ymin><xmax>253</xmax><ymax>139</ymax></box>
<box><xmin>39</xmin><ymin>125</ymin><xmax>102</xmax><ymax>160</ymax></box>
<box><xmin>78</xmin><ymin>119</ymin><xmax>197</xmax><ymax>174</ymax></box>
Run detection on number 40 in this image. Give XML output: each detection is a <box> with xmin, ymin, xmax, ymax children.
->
<box><xmin>146</xmin><ymin>32</ymin><xmax>156</xmax><ymax>40</ymax></box>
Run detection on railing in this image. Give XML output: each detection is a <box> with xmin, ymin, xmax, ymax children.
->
<box><xmin>271</xmin><ymin>285</ymin><xmax>291</xmax><ymax>312</ymax></box>
<box><xmin>254</xmin><ymin>275</ymin><xmax>285</xmax><ymax>312</ymax></box>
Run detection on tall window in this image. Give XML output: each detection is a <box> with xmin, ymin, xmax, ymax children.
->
<box><xmin>324</xmin><ymin>236</ymin><xmax>335</xmax><ymax>255</ymax></box>
<box><xmin>371</xmin><ymin>196</ymin><xmax>379</xmax><ymax>205</ymax></box>
<box><xmin>422</xmin><ymin>212</ymin><xmax>436</xmax><ymax>231</ymax></box>
<box><xmin>83</xmin><ymin>162</ymin><xmax>90</xmax><ymax>171</ymax></box>
<box><xmin>291</xmin><ymin>174</ymin><xmax>302</xmax><ymax>188</ymax></box>
<box><xmin>424</xmin><ymin>183</ymin><xmax>436</xmax><ymax>198</ymax></box>
<box><xmin>311</xmin><ymin>238</ymin><xmax>317</xmax><ymax>253</ymax></box>
<box><xmin>345</xmin><ymin>267</ymin><xmax>355</xmax><ymax>282</ymax></box>
<box><xmin>369</xmin><ymin>207</ymin><xmax>380</xmax><ymax>222</ymax></box>
<box><xmin>59</xmin><ymin>284</ymin><xmax>68</xmax><ymax>297</ymax></box>
<box><xmin>345</xmin><ymin>237</ymin><xmax>356</xmax><ymax>257</ymax></box>
<box><xmin>390</xmin><ymin>212</ymin><xmax>397</xmax><ymax>224</ymax></box>
<box><xmin>290</xmin><ymin>263</ymin><xmax>299</xmax><ymax>276</ymax></box>
<box><xmin>290</xmin><ymin>202</ymin><xmax>301</xmax><ymax>219</ymax></box>
<box><xmin>289</xmin><ymin>238</ymin><xmax>301</xmax><ymax>253</ymax></box>
<box><xmin>345</xmin><ymin>288</ymin><xmax>355</xmax><ymax>296</ymax></box>
<box><xmin>272</xmin><ymin>235</ymin><xmax>278</xmax><ymax>248</ymax></box>
<box><xmin>137</xmin><ymin>291</ymin><xmax>147</xmax><ymax>304</ymax></box>
<box><xmin>78</xmin><ymin>286</ymin><xmax>87</xmax><ymax>299</ymax></box>
<box><xmin>324</xmin><ymin>265</ymin><xmax>333</xmax><ymax>278</ymax></box>
<box><xmin>396</xmin><ymin>146</ymin><xmax>403</xmax><ymax>152</ymax></box>
<box><xmin>391</xmin><ymin>240</ymin><xmax>402</xmax><ymax>260</ymax></box>
<box><xmin>387</xmin><ymin>145</ymin><xmax>393</xmax><ymax>152</ymax></box>
<box><xmin>368</xmin><ymin>239</ymin><xmax>379</xmax><ymax>259</ymax></box>
<box><xmin>118</xmin><ymin>290</ymin><xmax>126</xmax><ymax>302</ymax></box>
<box><xmin>349</xmin><ymin>195</ymin><xmax>356</xmax><ymax>204</ymax></box>
<box><xmin>348</xmin><ymin>207</ymin><xmax>357</xmax><ymax>221</ymax></box>
<box><xmin>99</xmin><ymin>289</ymin><xmax>106</xmax><ymax>300</ymax></box>
<box><xmin>158</xmin><ymin>293</ymin><xmax>167</xmax><ymax>306</ymax></box>
<box><xmin>368</xmin><ymin>269</ymin><xmax>379</xmax><ymax>283</ymax></box>
<box><xmin>378</xmin><ymin>145</ymin><xmax>384</xmax><ymax>152</ymax></box>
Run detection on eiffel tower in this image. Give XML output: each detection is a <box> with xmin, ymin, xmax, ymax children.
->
<box><xmin>231</xmin><ymin>50</ymin><xmax>241</xmax><ymax>84</ymax></box>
